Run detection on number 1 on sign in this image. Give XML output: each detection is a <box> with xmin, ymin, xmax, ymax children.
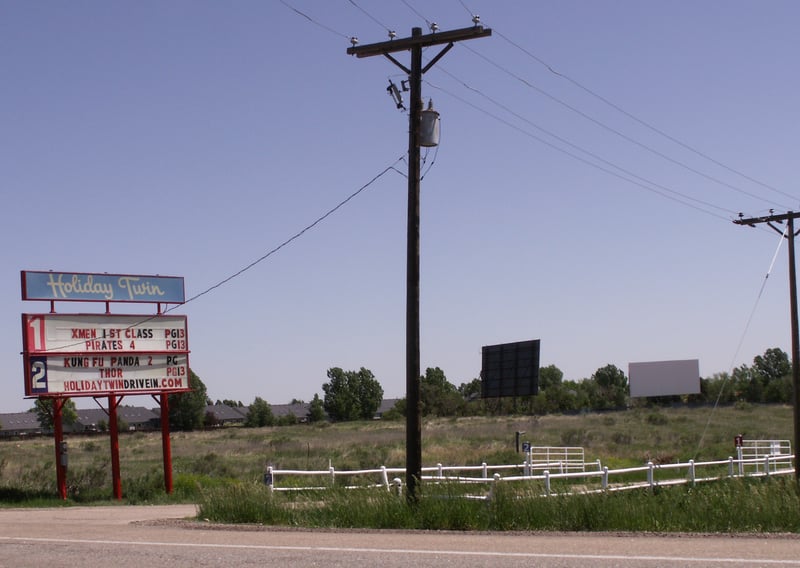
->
<box><xmin>27</xmin><ymin>316</ymin><xmax>46</xmax><ymax>352</ymax></box>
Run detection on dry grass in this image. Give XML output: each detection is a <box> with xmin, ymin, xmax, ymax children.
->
<box><xmin>0</xmin><ymin>404</ymin><xmax>792</xmax><ymax>496</ymax></box>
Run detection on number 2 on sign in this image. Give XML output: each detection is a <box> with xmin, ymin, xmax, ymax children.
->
<box><xmin>30</xmin><ymin>358</ymin><xmax>47</xmax><ymax>392</ymax></box>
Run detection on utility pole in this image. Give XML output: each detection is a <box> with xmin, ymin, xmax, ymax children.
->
<box><xmin>348</xmin><ymin>24</ymin><xmax>491</xmax><ymax>501</ymax></box>
<box><xmin>734</xmin><ymin>211</ymin><xmax>800</xmax><ymax>482</ymax></box>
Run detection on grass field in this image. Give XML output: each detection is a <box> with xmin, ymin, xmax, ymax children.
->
<box><xmin>0</xmin><ymin>403</ymin><xmax>792</xmax><ymax>497</ymax></box>
<box><xmin>0</xmin><ymin>405</ymin><xmax>800</xmax><ymax>533</ymax></box>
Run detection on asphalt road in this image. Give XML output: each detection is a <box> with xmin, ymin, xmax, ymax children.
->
<box><xmin>1</xmin><ymin>505</ymin><xmax>799</xmax><ymax>567</ymax></box>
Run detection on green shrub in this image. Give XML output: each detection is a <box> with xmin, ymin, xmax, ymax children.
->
<box><xmin>646</xmin><ymin>412</ymin><xmax>668</xmax><ymax>426</ymax></box>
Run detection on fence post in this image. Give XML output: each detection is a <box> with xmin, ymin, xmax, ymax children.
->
<box><xmin>728</xmin><ymin>456</ymin><xmax>734</xmax><ymax>478</ymax></box>
<box><xmin>437</xmin><ymin>463</ymin><xmax>443</xmax><ymax>479</ymax></box>
<box><xmin>544</xmin><ymin>470</ymin><xmax>550</xmax><ymax>496</ymax></box>
<box><xmin>595</xmin><ymin>459</ymin><xmax>602</xmax><ymax>472</ymax></box>
<box><xmin>482</xmin><ymin>462</ymin><xmax>488</xmax><ymax>479</ymax></box>
<box><xmin>688</xmin><ymin>459</ymin><xmax>695</xmax><ymax>486</ymax></box>
<box><xmin>392</xmin><ymin>477</ymin><xmax>402</xmax><ymax>497</ymax></box>
<box><xmin>602</xmin><ymin>466</ymin><xmax>608</xmax><ymax>490</ymax></box>
<box><xmin>647</xmin><ymin>461</ymin><xmax>654</xmax><ymax>489</ymax></box>
<box><xmin>265</xmin><ymin>466</ymin><xmax>274</xmax><ymax>492</ymax></box>
<box><xmin>737</xmin><ymin>446</ymin><xmax>744</xmax><ymax>476</ymax></box>
<box><xmin>765</xmin><ymin>455</ymin><xmax>771</xmax><ymax>476</ymax></box>
<box><xmin>488</xmin><ymin>473</ymin><xmax>500</xmax><ymax>501</ymax></box>
<box><xmin>329</xmin><ymin>465</ymin><xmax>335</xmax><ymax>486</ymax></box>
<box><xmin>381</xmin><ymin>466</ymin><xmax>389</xmax><ymax>490</ymax></box>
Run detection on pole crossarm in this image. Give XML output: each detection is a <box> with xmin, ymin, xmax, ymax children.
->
<box><xmin>347</xmin><ymin>25</ymin><xmax>491</xmax><ymax>58</ymax></box>
<box><xmin>734</xmin><ymin>212</ymin><xmax>800</xmax><ymax>238</ymax></box>
<box><xmin>734</xmin><ymin>211</ymin><xmax>800</xmax><ymax>227</ymax></box>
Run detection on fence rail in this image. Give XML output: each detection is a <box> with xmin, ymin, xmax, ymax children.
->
<box><xmin>265</xmin><ymin>449</ymin><xmax>795</xmax><ymax>498</ymax></box>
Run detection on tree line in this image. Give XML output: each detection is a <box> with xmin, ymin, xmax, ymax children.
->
<box><xmin>26</xmin><ymin>346</ymin><xmax>793</xmax><ymax>432</ymax></box>
<box><xmin>172</xmin><ymin>346</ymin><xmax>793</xmax><ymax>430</ymax></box>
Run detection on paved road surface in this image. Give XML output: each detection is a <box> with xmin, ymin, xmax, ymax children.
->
<box><xmin>1</xmin><ymin>505</ymin><xmax>799</xmax><ymax>567</ymax></box>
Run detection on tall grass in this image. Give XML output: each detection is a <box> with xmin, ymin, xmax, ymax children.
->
<box><xmin>0</xmin><ymin>404</ymin><xmax>795</xmax><ymax>520</ymax></box>
<box><xmin>197</xmin><ymin>477</ymin><xmax>800</xmax><ymax>532</ymax></box>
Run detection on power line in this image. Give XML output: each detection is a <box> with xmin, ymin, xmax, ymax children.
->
<box><xmin>456</xmin><ymin>0</ymin><xmax>476</xmax><ymax>19</ymax></box>
<box><xmin>279</xmin><ymin>1</ymin><xmax>755</xmax><ymax>219</ymax></box>
<box><xmin>397</xmin><ymin>1</ymin><xmax>786</xmax><ymax>211</ymax></box>
<box><xmin>425</xmin><ymin>78</ymin><xmax>736</xmax><ymax>221</ymax></box>
<box><xmin>399</xmin><ymin>0</ymin><xmax>433</xmax><ymax>28</ymax></box>
<box><xmin>487</xmin><ymin>29</ymin><xmax>797</xmax><ymax>204</ymax></box>
<box><xmin>278</xmin><ymin>0</ymin><xmax>353</xmax><ymax>41</ymax></box>
<box><xmin>458</xmin><ymin>42</ymin><xmax>793</xmax><ymax>210</ymax></box>
<box><xmin>398</xmin><ymin>0</ymin><xmax>795</xmax><ymax>205</ymax></box>
<box><xmin>172</xmin><ymin>154</ymin><xmax>407</xmax><ymax>310</ymax></box>
<box><xmin>347</xmin><ymin>0</ymin><xmax>393</xmax><ymax>36</ymax></box>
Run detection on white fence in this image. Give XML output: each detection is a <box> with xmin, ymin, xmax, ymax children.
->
<box><xmin>264</xmin><ymin>443</ymin><xmax>795</xmax><ymax>498</ymax></box>
<box><xmin>737</xmin><ymin>439</ymin><xmax>793</xmax><ymax>475</ymax></box>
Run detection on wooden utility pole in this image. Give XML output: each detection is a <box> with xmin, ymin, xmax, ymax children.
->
<box><xmin>348</xmin><ymin>24</ymin><xmax>491</xmax><ymax>500</ymax></box>
<box><xmin>734</xmin><ymin>211</ymin><xmax>800</xmax><ymax>482</ymax></box>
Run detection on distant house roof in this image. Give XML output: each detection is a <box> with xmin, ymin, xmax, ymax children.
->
<box><xmin>0</xmin><ymin>411</ymin><xmax>42</xmax><ymax>435</ymax></box>
<box><xmin>205</xmin><ymin>404</ymin><xmax>247</xmax><ymax>423</ymax></box>
<box><xmin>271</xmin><ymin>402</ymin><xmax>310</xmax><ymax>420</ymax></box>
<box><xmin>73</xmin><ymin>406</ymin><xmax>159</xmax><ymax>431</ymax></box>
<box><xmin>375</xmin><ymin>398</ymin><xmax>400</xmax><ymax>417</ymax></box>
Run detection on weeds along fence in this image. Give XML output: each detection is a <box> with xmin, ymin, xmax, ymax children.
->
<box><xmin>264</xmin><ymin>447</ymin><xmax>796</xmax><ymax>498</ymax></box>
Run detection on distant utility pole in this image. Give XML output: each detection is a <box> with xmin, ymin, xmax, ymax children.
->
<box><xmin>734</xmin><ymin>211</ymin><xmax>800</xmax><ymax>482</ymax></box>
<box><xmin>348</xmin><ymin>24</ymin><xmax>491</xmax><ymax>501</ymax></box>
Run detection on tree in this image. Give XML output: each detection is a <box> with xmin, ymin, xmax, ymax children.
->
<box><xmin>420</xmin><ymin>367</ymin><xmax>463</xmax><ymax>417</ymax></box>
<box><xmin>204</xmin><ymin>410</ymin><xmax>221</xmax><ymax>428</ymax></box>
<box><xmin>32</xmin><ymin>398</ymin><xmax>77</xmax><ymax>431</ymax></box>
<box><xmin>538</xmin><ymin>365</ymin><xmax>564</xmax><ymax>391</ymax></box>
<box><xmin>458</xmin><ymin>378</ymin><xmax>482</xmax><ymax>401</ymax></box>
<box><xmin>728</xmin><ymin>364</ymin><xmax>757</xmax><ymax>403</ymax></box>
<box><xmin>308</xmin><ymin>393</ymin><xmax>326</xmax><ymax>423</ymax></box>
<box><xmin>381</xmin><ymin>398</ymin><xmax>406</xmax><ymax>420</ymax></box>
<box><xmin>322</xmin><ymin>367</ymin><xmax>384</xmax><ymax>421</ymax></box>
<box><xmin>168</xmin><ymin>369</ymin><xmax>208</xmax><ymax>431</ymax></box>
<box><xmin>245</xmin><ymin>397</ymin><xmax>275</xmax><ymax>427</ymax></box>
<box><xmin>753</xmin><ymin>347</ymin><xmax>792</xmax><ymax>403</ymax></box>
<box><xmin>590</xmin><ymin>364</ymin><xmax>628</xmax><ymax>409</ymax></box>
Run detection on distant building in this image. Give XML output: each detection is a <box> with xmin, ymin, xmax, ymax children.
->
<box><xmin>204</xmin><ymin>403</ymin><xmax>247</xmax><ymax>426</ymax></box>
<box><xmin>72</xmin><ymin>406</ymin><xmax>159</xmax><ymax>432</ymax></box>
<box><xmin>374</xmin><ymin>398</ymin><xmax>401</xmax><ymax>419</ymax></box>
<box><xmin>0</xmin><ymin>411</ymin><xmax>43</xmax><ymax>437</ymax></box>
<box><xmin>0</xmin><ymin>398</ymin><xmax>404</xmax><ymax>436</ymax></box>
<box><xmin>271</xmin><ymin>401</ymin><xmax>310</xmax><ymax>423</ymax></box>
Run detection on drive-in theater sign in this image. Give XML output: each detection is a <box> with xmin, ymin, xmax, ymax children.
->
<box><xmin>20</xmin><ymin>270</ymin><xmax>190</xmax><ymax>500</ymax></box>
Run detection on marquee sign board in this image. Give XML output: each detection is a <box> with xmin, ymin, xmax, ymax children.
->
<box><xmin>24</xmin><ymin>352</ymin><xmax>190</xmax><ymax>397</ymax></box>
<box><xmin>21</xmin><ymin>314</ymin><xmax>190</xmax><ymax>397</ymax></box>
<box><xmin>22</xmin><ymin>314</ymin><xmax>188</xmax><ymax>354</ymax></box>
<box><xmin>21</xmin><ymin>270</ymin><xmax>185</xmax><ymax>304</ymax></box>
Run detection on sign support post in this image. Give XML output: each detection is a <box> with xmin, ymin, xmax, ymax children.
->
<box><xmin>108</xmin><ymin>395</ymin><xmax>122</xmax><ymax>499</ymax></box>
<box><xmin>159</xmin><ymin>392</ymin><xmax>173</xmax><ymax>493</ymax></box>
<box><xmin>53</xmin><ymin>398</ymin><xmax>67</xmax><ymax>500</ymax></box>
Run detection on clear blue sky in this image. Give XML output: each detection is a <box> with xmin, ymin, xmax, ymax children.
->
<box><xmin>2</xmin><ymin>1</ymin><xmax>798</xmax><ymax>413</ymax></box>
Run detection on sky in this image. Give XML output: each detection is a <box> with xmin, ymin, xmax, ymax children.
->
<box><xmin>2</xmin><ymin>1</ymin><xmax>798</xmax><ymax>413</ymax></box>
